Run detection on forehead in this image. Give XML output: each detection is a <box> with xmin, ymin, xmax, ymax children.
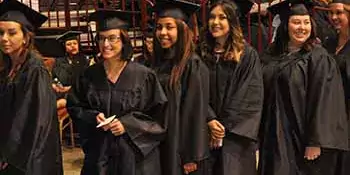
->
<box><xmin>289</xmin><ymin>15</ymin><xmax>311</xmax><ymax>21</ymax></box>
<box><xmin>329</xmin><ymin>3</ymin><xmax>346</xmax><ymax>10</ymax></box>
<box><xmin>99</xmin><ymin>29</ymin><xmax>121</xmax><ymax>36</ymax></box>
<box><xmin>0</xmin><ymin>21</ymin><xmax>22</xmax><ymax>29</ymax></box>
<box><xmin>210</xmin><ymin>5</ymin><xmax>225</xmax><ymax>14</ymax></box>
<box><xmin>157</xmin><ymin>17</ymin><xmax>177</xmax><ymax>25</ymax></box>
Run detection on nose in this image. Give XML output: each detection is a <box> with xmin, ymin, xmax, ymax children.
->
<box><xmin>213</xmin><ymin>17</ymin><xmax>219</xmax><ymax>24</ymax></box>
<box><xmin>160</xmin><ymin>27</ymin><xmax>167</xmax><ymax>35</ymax></box>
<box><xmin>1</xmin><ymin>33</ymin><xmax>9</xmax><ymax>41</ymax></box>
<box><xmin>330</xmin><ymin>13</ymin><xmax>338</xmax><ymax>21</ymax></box>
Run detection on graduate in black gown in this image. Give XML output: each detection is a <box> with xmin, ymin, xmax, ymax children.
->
<box><xmin>133</xmin><ymin>22</ymin><xmax>154</xmax><ymax>67</ymax></box>
<box><xmin>0</xmin><ymin>0</ymin><xmax>62</xmax><ymax>174</ymax></box>
<box><xmin>198</xmin><ymin>0</ymin><xmax>263</xmax><ymax>174</ymax></box>
<box><xmin>258</xmin><ymin>1</ymin><xmax>348</xmax><ymax>175</ymax></box>
<box><xmin>53</xmin><ymin>31</ymin><xmax>90</xmax><ymax>90</ymax></box>
<box><xmin>327</xmin><ymin>1</ymin><xmax>350</xmax><ymax>174</ymax></box>
<box><xmin>66</xmin><ymin>9</ymin><xmax>167</xmax><ymax>175</ymax></box>
<box><xmin>152</xmin><ymin>0</ymin><xmax>210</xmax><ymax>174</ymax></box>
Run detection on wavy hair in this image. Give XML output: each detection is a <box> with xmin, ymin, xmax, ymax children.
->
<box><xmin>200</xmin><ymin>0</ymin><xmax>245</xmax><ymax>62</ymax></box>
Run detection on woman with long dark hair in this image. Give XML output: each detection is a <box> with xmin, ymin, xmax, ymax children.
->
<box><xmin>259</xmin><ymin>1</ymin><xmax>348</xmax><ymax>175</ymax></box>
<box><xmin>198</xmin><ymin>0</ymin><xmax>263</xmax><ymax>174</ymax></box>
<box><xmin>152</xmin><ymin>0</ymin><xmax>210</xmax><ymax>174</ymax></box>
<box><xmin>0</xmin><ymin>0</ymin><xmax>62</xmax><ymax>174</ymax></box>
<box><xmin>66</xmin><ymin>9</ymin><xmax>167</xmax><ymax>175</ymax></box>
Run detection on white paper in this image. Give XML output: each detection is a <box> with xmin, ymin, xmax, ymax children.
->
<box><xmin>96</xmin><ymin>115</ymin><xmax>116</xmax><ymax>128</ymax></box>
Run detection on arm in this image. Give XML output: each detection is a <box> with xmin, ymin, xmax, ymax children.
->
<box><xmin>220</xmin><ymin>47</ymin><xmax>264</xmax><ymax>141</ymax></box>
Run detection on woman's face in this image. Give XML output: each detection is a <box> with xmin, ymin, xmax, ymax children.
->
<box><xmin>328</xmin><ymin>3</ymin><xmax>349</xmax><ymax>31</ymax></box>
<box><xmin>145</xmin><ymin>37</ymin><xmax>153</xmax><ymax>53</ymax></box>
<box><xmin>65</xmin><ymin>39</ymin><xmax>79</xmax><ymax>56</ymax></box>
<box><xmin>98</xmin><ymin>29</ymin><xmax>123</xmax><ymax>60</ymax></box>
<box><xmin>0</xmin><ymin>21</ymin><xmax>25</xmax><ymax>55</ymax></box>
<box><xmin>208</xmin><ymin>5</ymin><xmax>230</xmax><ymax>39</ymax></box>
<box><xmin>156</xmin><ymin>17</ymin><xmax>178</xmax><ymax>49</ymax></box>
<box><xmin>288</xmin><ymin>15</ymin><xmax>312</xmax><ymax>47</ymax></box>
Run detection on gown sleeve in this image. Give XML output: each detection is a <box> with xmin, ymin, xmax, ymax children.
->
<box><xmin>220</xmin><ymin>47</ymin><xmax>264</xmax><ymax>141</ymax></box>
<box><xmin>66</xmin><ymin>68</ymin><xmax>101</xmax><ymax>124</ymax></box>
<box><xmin>178</xmin><ymin>56</ymin><xmax>210</xmax><ymax>164</ymax></box>
<box><xmin>4</xmin><ymin>66</ymin><xmax>62</xmax><ymax>174</ymax></box>
<box><xmin>305</xmin><ymin>47</ymin><xmax>348</xmax><ymax>150</ymax></box>
<box><xmin>119</xmin><ymin>71</ymin><xmax>168</xmax><ymax>157</ymax></box>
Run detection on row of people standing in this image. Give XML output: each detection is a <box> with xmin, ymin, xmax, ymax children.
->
<box><xmin>65</xmin><ymin>0</ymin><xmax>263</xmax><ymax>174</ymax></box>
<box><xmin>0</xmin><ymin>0</ymin><xmax>349</xmax><ymax>175</ymax></box>
<box><xmin>66</xmin><ymin>0</ymin><xmax>350</xmax><ymax>175</ymax></box>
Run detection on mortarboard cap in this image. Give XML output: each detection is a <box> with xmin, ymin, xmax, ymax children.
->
<box><xmin>35</xmin><ymin>35</ymin><xmax>65</xmax><ymax>57</ymax></box>
<box><xmin>88</xmin><ymin>9</ymin><xmax>139</xmax><ymax>31</ymax></box>
<box><xmin>267</xmin><ymin>0</ymin><xmax>314</xmax><ymax>22</ymax></box>
<box><xmin>331</xmin><ymin>0</ymin><xmax>350</xmax><ymax>4</ymax></box>
<box><xmin>56</xmin><ymin>31</ymin><xmax>82</xmax><ymax>43</ymax></box>
<box><xmin>153</xmin><ymin>0</ymin><xmax>201</xmax><ymax>24</ymax></box>
<box><xmin>232</xmin><ymin>0</ymin><xmax>254</xmax><ymax>17</ymax></box>
<box><xmin>0</xmin><ymin>0</ymin><xmax>47</xmax><ymax>32</ymax></box>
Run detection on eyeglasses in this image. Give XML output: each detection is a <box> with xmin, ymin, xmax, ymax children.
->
<box><xmin>98</xmin><ymin>35</ymin><xmax>121</xmax><ymax>44</ymax></box>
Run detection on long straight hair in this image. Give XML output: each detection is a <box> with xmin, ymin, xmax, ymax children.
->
<box><xmin>154</xmin><ymin>19</ymin><xmax>195</xmax><ymax>88</ymax></box>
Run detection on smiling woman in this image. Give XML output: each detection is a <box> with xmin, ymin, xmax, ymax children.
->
<box><xmin>259</xmin><ymin>1</ymin><xmax>349</xmax><ymax>175</ymax></box>
<box><xmin>0</xmin><ymin>0</ymin><xmax>63</xmax><ymax>174</ymax></box>
<box><xmin>66</xmin><ymin>9</ymin><xmax>167</xmax><ymax>175</ymax></box>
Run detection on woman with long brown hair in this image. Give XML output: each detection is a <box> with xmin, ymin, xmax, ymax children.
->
<box><xmin>0</xmin><ymin>0</ymin><xmax>62</xmax><ymax>174</ymax></box>
<box><xmin>259</xmin><ymin>1</ymin><xmax>348</xmax><ymax>175</ymax></box>
<box><xmin>198</xmin><ymin>0</ymin><xmax>263</xmax><ymax>174</ymax></box>
<box><xmin>152</xmin><ymin>0</ymin><xmax>210</xmax><ymax>174</ymax></box>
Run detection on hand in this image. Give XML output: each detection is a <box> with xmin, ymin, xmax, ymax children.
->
<box><xmin>96</xmin><ymin>113</ymin><xmax>110</xmax><ymax>131</ymax></box>
<box><xmin>183</xmin><ymin>162</ymin><xmax>197</xmax><ymax>174</ymax></box>
<box><xmin>0</xmin><ymin>162</ymin><xmax>8</xmax><ymax>171</ymax></box>
<box><xmin>208</xmin><ymin>120</ymin><xmax>225</xmax><ymax>139</ymax></box>
<box><xmin>52</xmin><ymin>84</ymin><xmax>71</xmax><ymax>93</ymax></box>
<box><xmin>209</xmin><ymin>137</ymin><xmax>223</xmax><ymax>149</ymax></box>
<box><xmin>109</xmin><ymin>119</ymin><xmax>125</xmax><ymax>136</ymax></box>
<box><xmin>304</xmin><ymin>147</ymin><xmax>321</xmax><ymax>160</ymax></box>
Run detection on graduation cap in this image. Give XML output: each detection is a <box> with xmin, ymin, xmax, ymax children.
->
<box><xmin>34</xmin><ymin>35</ymin><xmax>65</xmax><ymax>57</ymax></box>
<box><xmin>232</xmin><ymin>0</ymin><xmax>254</xmax><ymax>17</ymax></box>
<box><xmin>331</xmin><ymin>0</ymin><xmax>350</xmax><ymax>4</ymax></box>
<box><xmin>153</xmin><ymin>0</ymin><xmax>201</xmax><ymax>25</ymax></box>
<box><xmin>0</xmin><ymin>0</ymin><xmax>47</xmax><ymax>32</ymax></box>
<box><xmin>56</xmin><ymin>31</ymin><xmax>82</xmax><ymax>43</ymax></box>
<box><xmin>88</xmin><ymin>9</ymin><xmax>139</xmax><ymax>31</ymax></box>
<box><xmin>267</xmin><ymin>0</ymin><xmax>314</xmax><ymax>22</ymax></box>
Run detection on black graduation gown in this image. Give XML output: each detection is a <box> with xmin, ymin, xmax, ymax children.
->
<box><xmin>0</xmin><ymin>52</ymin><xmax>62</xmax><ymax>175</ymax></box>
<box><xmin>154</xmin><ymin>54</ymin><xmax>210</xmax><ymax>175</ymax></box>
<box><xmin>66</xmin><ymin>61</ymin><xmax>167</xmax><ymax>175</ymax></box>
<box><xmin>202</xmin><ymin>44</ymin><xmax>263</xmax><ymax>175</ymax></box>
<box><xmin>258</xmin><ymin>45</ymin><xmax>348</xmax><ymax>175</ymax></box>
<box><xmin>331</xmin><ymin>39</ymin><xmax>350</xmax><ymax>175</ymax></box>
<box><xmin>53</xmin><ymin>53</ymin><xmax>89</xmax><ymax>87</ymax></box>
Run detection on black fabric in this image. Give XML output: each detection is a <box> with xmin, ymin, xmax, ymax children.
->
<box><xmin>200</xmin><ymin>44</ymin><xmax>263</xmax><ymax>175</ymax></box>
<box><xmin>53</xmin><ymin>54</ymin><xmax>89</xmax><ymax>87</ymax></box>
<box><xmin>153</xmin><ymin>0</ymin><xmax>200</xmax><ymax>25</ymax></box>
<box><xmin>331</xmin><ymin>39</ymin><xmax>350</xmax><ymax>175</ymax></box>
<box><xmin>153</xmin><ymin>54</ymin><xmax>210</xmax><ymax>175</ymax></box>
<box><xmin>88</xmin><ymin>10</ymin><xmax>138</xmax><ymax>31</ymax></box>
<box><xmin>259</xmin><ymin>45</ymin><xmax>348</xmax><ymax>175</ymax></box>
<box><xmin>0</xmin><ymin>0</ymin><xmax>47</xmax><ymax>31</ymax></box>
<box><xmin>67</xmin><ymin>61</ymin><xmax>167</xmax><ymax>175</ymax></box>
<box><xmin>0</xmin><ymin>51</ymin><xmax>62</xmax><ymax>175</ymax></box>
